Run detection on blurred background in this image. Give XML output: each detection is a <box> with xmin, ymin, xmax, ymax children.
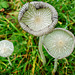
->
<box><xmin>0</xmin><ymin>0</ymin><xmax>75</xmax><ymax>75</ymax></box>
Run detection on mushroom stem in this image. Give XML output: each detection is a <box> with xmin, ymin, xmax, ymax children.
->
<box><xmin>7</xmin><ymin>57</ymin><xmax>12</xmax><ymax>66</ymax></box>
<box><xmin>39</xmin><ymin>36</ymin><xmax>46</xmax><ymax>65</ymax></box>
<box><xmin>53</xmin><ymin>58</ymin><xmax>58</xmax><ymax>73</ymax></box>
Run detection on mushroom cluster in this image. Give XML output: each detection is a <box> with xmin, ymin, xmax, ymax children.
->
<box><xmin>18</xmin><ymin>1</ymin><xmax>75</xmax><ymax>73</ymax></box>
<box><xmin>0</xmin><ymin>1</ymin><xmax>74</xmax><ymax>74</ymax></box>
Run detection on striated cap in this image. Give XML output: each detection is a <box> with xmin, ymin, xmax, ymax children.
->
<box><xmin>43</xmin><ymin>28</ymin><xmax>75</xmax><ymax>59</ymax></box>
<box><xmin>18</xmin><ymin>1</ymin><xmax>58</xmax><ymax>36</ymax></box>
<box><xmin>0</xmin><ymin>40</ymin><xmax>14</xmax><ymax>57</ymax></box>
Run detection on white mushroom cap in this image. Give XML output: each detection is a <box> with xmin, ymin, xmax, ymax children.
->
<box><xmin>43</xmin><ymin>28</ymin><xmax>75</xmax><ymax>59</ymax></box>
<box><xmin>18</xmin><ymin>1</ymin><xmax>58</xmax><ymax>36</ymax></box>
<box><xmin>0</xmin><ymin>40</ymin><xmax>14</xmax><ymax>57</ymax></box>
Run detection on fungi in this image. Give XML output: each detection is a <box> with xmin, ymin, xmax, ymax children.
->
<box><xmin>43</xmin><ymin>28</ymin><xmax>75</xmax><ymax>72</ymax></box>
<box><xmin>0</xmin><ymin>40</ymin><xmax>14</xmax><ymax>66</ymax></box>
<box><xmin>18</xmin><ymin>1</ymin><xmax>58</xmax><ymax>65</ymax></box>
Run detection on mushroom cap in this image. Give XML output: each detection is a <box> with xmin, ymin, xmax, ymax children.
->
<box><xmin>18</xmin><ymin>1</ymin><xmax>58</xmax><ymax>36</ymax></box>
<box><xmin>43</xmin><ymin>28</ymin><xmax>75</xmax><ymax>59</ymax></box>
<box><xmin>0</xmin><ymin>40</ymin><xmax>14</xmax><ymax>57</ymax></box>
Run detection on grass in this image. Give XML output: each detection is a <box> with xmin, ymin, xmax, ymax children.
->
<box><xmin>0</xmin><ymin>0</ymin><xmax>75</xmax><ymax>75</ymax></box>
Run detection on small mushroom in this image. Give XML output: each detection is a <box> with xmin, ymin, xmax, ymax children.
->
<box><xmin>18</xmin><ymin>1</ymin><xmax>58</xmax><ymax>65</ymax></box>
<box><xmin>0</xmin><ymin>40</ymin><xmax>14</xmax><ymax>66</ymax></box>
<box><xmin>43</xmin><ymin>28</ymin><xmax>75</xmax><ymax>73</ymax></box>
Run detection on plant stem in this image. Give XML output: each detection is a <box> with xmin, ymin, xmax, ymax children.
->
<box><xmin>39</xmin><ymin>36</ymin><xmax>46</xmax><ymax>65</ymax></box>
<box><xmin>54</xmin><ymin>58</ymin><xmax>58</xmax><ymax>73</ymax></box>
<box><xmin>7</xmin><ymin>57</ymin><xmax>12</xmax><ymax>66</ymax></box>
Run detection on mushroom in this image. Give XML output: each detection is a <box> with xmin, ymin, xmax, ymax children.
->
<box><xmin>18</xmin><ymin>1</ymin><xmax>58</xmax><ymax>65</ymax></box>
<box><xmin>43</xmin><ymin>28</ymin><xmax>75</xmax><ymax>73</ymax></box>
<box><xmin>0</xmin><ymin>40</ymin><xmax>14</xmax><ymax>66</ymax></box>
